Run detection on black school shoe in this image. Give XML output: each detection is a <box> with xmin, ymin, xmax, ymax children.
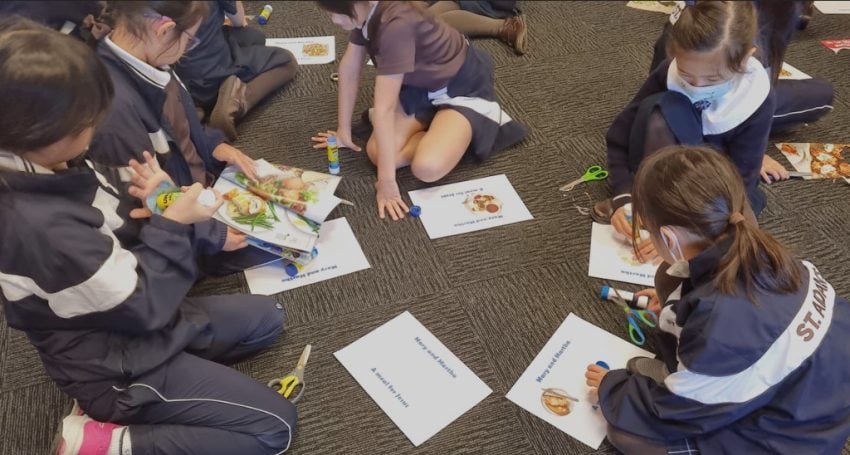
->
<box><xmin>591</xmin><ymin>198</ymin><xmax>614</xmax><ymax>224</ymax></box>
<box><xmin>351</xmin><ymin>108</ymin><xmax>373</xmax><ymax>141</ymax></box>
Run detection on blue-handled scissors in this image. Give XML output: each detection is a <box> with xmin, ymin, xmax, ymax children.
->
<box><xmin>604</xmin><ymin>286</ymin><xmax>657</xmax><ymax>346</ymax></box>
<box><xmin>559</xmin><ymin>165</ymin><xmax>609</xmax><ymax>192</ymax></box>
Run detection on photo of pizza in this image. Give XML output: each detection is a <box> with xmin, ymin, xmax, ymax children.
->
<box><xmin>777</xmin><ymin>143</ymin><xmax>850</xmax><ymax>179</ymax></box>
<box><xmin>779</xmin><ymin>67</ymin><xmax>792</xmax><ymax>78</ymax></box>
<box><xmin>463</xmin><ymin>193</ymin><xmax>503</xmax><ymax>215</ymax></box>
<box><xmin>540</xmin><ymin>388</ymin><xmax>577</xmax><ymax>417</ymax></box>
<box><xmin>303</xmin><ymin>43</ymin><xmax>329</xmax><ymax>57</ymax></box>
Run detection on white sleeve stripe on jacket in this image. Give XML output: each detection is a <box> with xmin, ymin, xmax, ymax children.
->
<box><xmin>0</xmin><ymin>234</ymin><xmax>139</xmax><ymax>319</ymax></box>
<box><xmin>664</xmin><ymin>262</ymin><xmax>834</xmax><ymax>404</ymax></box>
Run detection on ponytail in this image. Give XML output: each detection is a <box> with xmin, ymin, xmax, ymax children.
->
<box><xmin>632</xmin><ymin>146</ymin><xmax>802</xmax><ymax>303</ymax></box>
<box><xmin>715</xmin><ymin>210</ymin><xmax>801</xmax><ymax>301</ymax></box>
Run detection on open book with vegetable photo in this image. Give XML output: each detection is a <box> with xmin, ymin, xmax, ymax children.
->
<box><xmin>213</xmin><ymin>159</ymin><xmax>343</xmax><ymax>262</ymax></box>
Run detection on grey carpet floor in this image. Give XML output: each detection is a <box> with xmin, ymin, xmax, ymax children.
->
<box><xmin>2</xmin><ymin>2</ymin><xmax>850</xmax><ymax>454</ymax></box>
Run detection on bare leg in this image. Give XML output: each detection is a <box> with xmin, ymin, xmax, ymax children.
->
<box><xmin>428</xmin><ymin>1</ymin><xmax>461</xmax><ymax>15</ymax></box>
<box><xmin>366</xmin><ymin>109</ymin><xmax>426</xmax><ymax>168</ymax></box>
<box><xmin>438</xmin><ymin>10</ymin><xmax>505</xmax><ymax>37</ymax></box>
<box><xmin>410</xmin><ymin>109</ymin><xmax>472</xmax><ymax>182</ymax></box>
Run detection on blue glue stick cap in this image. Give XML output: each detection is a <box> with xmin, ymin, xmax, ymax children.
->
<box><xmin>409</xmin><ymin>205</ymin><xmax>421</xmax><ymax>217</ymax></box>
<box><xmin>284</xmin><ymin>263</ymin><xmax>300</xmax><ymax>277</ymax></box>
<box><xmin>311</xmin><ymin>247</ymin><xmax>319</xmax><ymax>258</ymax></box>
<box><xmin>595</xmin><ymin>360</ymin><xmax>610</xmax><ymax>369</ymax></box>
<box><xmin>600</xmin><ymin>285</ymin><xmax>611</xmax><ymax>300</ymax></box>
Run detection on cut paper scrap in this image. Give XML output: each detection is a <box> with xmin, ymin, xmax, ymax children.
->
<box><xmin>626</xmin><ymin>1</ymin><xmax>678</xmax><ymax>14</ymax></box>
<box><xmin>821</xmin><ymin>39</ymin><xmax>850</xmax><ymax>54</ymax></box>
<box><xmin>778</xmin><ymin>62</ymin><xmax>811</xmax><ymax>80</ymax></box>
<box><xmin>506</xmin><ymin>313</ymin><xmax>654</xmax><ymax>449</ymax></box>
<box><xmin>588</xmin><ymin>223</ymin><xmax>657</xmax><ymax>287</ymax></box>
<box><xmin>815</xmin><ymin>1</ymin><xmax>850</xmax><ymax>14</ymax></box>
<box><xmin>335</xmin><ymin>311</ymin><xmax>492</xmax><ymax>447</ymax></box>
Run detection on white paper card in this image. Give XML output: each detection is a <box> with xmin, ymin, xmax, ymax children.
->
<box><xmin>588</xmin><ymin>223</ymin><xmax>656</xmax><ymax>287</ymax></box>
<box><xmin>778</xmin><ymin>62</ymin><xmax>811</xmax><ymax>80</ymax></box>
<box><xmin>408</xmin><ymin>175</ymin><xmax>533</xmax><ymax>239</ymax></box>
<box><xmin>506</xmin><ymin>313</ymin><xmax>654</xmax><ymax>449</ymax></box>
<box><xmin>265</xmin><ymin>36</ymin><xmax>335</xmax><ymax>64</ymax></box>
<box><xmin>626</xmin><ymin>1</ymin><xmax>678</xmax><ymax>14</ymax></box>
<box><xmin>335</xmin><ymin>311</ymin><xmax>492</xmax><ymax>447</ymax></box>
<box><xmin>244</xmin><ymin>218</ymin><xmax>370</xmax><ymax>295</ymax></box>
<box><xmin>815</xmin><ymin>1</ymin><xmax>850</xmax><ymax>14</ymax></box>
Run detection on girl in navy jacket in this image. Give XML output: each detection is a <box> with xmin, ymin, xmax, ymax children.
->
<box><xmin>600</xmin><ymin>2</ymin><xmax>775</xmax><ymax>263</ymax></box>
<box><xmin>586</xmin><ymin>146</ymin><xmax>850</xmax><ymax>454</ymax></box>
<box><xmin>0</xmin><ymin>18</ymin><xmax>295</xmax><ymax>455</ymax></box>
<box><xmin>87</xmin><ymin>1</ymin><xmax>274</xmax><ymax>275</ymax></box>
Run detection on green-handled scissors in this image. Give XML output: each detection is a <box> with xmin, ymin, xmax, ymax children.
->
<box><xmin>268</xmin><ymin>344</ymin><xmax>311</xmax><ymax>403</ymax></box>
<box><xmin>604</xmin><ymin>287</ymin><xmax>657</xmax><ymax>346</ymax></box>
<box><xmin>559</xmin><ymin>165</ymin><xmax>609</xmax><ymax>192</ymax></box>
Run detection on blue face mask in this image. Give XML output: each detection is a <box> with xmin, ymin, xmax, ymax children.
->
<box><xmin>675</xmin><ymin>75</ymin><xmax>735</xmax><ymax>111</ymax></box>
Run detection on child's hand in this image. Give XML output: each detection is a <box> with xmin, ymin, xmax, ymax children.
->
<box><xmin>585</xmin><ymin>364</ymin><xmax>609</xmax><ymax>404</ymax></box>
<box><xmin>636</xmin><ymin>288</ymin><xmax>662</xmax><ymax>316</ymax></box>
<box><xmin>162</xmin><ymin>184</ymin><xmax>224</xmax><ymax>225</ymax></box>
<box><xmin>223</xmin><ymin>227</ymin><xmax>249</xmax><ymax>251</ymax></box>
<box><xmin>635</xmin><ymin>237</ymin><xmax>661</xmax><ymax>265</ymax></box>
<box><xmin>127</xmin><ymin>151</ymin><xmax>175</xmax><ymax>219</ymax></box>
<box><xmin>376</xmin><ymin>179</ymin><xmax>409</xmax><ymax>221</ymax></box>
<box><xmin>761</xmin><ymin>155</ymin><xmax>790</xmax><ymax>184</ymax></box>
<box><xmin>611</xmin><ymin>206</ymin><xmax>631</xmax><ymax>239</ymax></box>
<box><xmin>311</xmin><ymin>129</ymin><xmax>362</xmax><ymax>152</ymax></box>
<box><xmin>213</xmin><ymin>143</ymin><xmax>258</xmax><ymax>181</ymax></box>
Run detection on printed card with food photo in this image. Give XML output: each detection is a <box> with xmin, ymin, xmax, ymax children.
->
<box><xmin>776</xmin><ymin>143</ymin><xmax>850</xmax><ymax>184</ymax></box>
<box><xmin>408</xmin><ymin>174</ymin><xmax>533</xmax><ymax>239</ymax></box>
<box><xmin>588</xmin><ymin>223</ymin><xmax>657</xmax><ymax>287</ymax></box>
<box><xmin>815</xmin><ymin>1</ymin><xmax>850</xmax><ymax>14</ymax></box>
<box><xmin>335</xmin><ymin>311</ymin><xmax>492</xmax><ymax>447</ymax></box>
<box><xmin>625</xmin><ymin>1</ymin><xmax>678</xmax><ymax>14</ymax></box>
<box><xmin>506</xmin><ymin>313</ymin><xmax>654</xmax><ymax>449</ymax></box>
<box><xmin>265</xmin><ymin>36</ymin><xmax>335</xmax><ymax>64</ymax></box>
<box><xmin>213</xmin><ymin>159</ymin><xmax>344</xmax><ymax>254</ymax></box>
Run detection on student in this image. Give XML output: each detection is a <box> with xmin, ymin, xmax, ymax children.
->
<box><xmin>312</xmin><ymin>0</ymin><xmax>526</xmax><ymax>220</ymax></box>
<box><xmin>423</xmin><ymin>1</ymin><xmax>527</xmax><ymax>55</ymax></box>
<box><xmin>0</xmin><ymin>19</ymin><xmax>295</xmax><ymax>455</ymax></box>
<box><xmin>87</xmin><ymin>1</ymin><xmax>272</xmax><ymax>275</ymax></box>
<box><xmin>597</xmin><ymin>1</ymin><xmax>774</xmax><ymax>262</ymax></box>
<box><xmin>174</xmin><ymin>1</ymin><xmax>299</xmax><ymax>141</ymax></box>
<box><xmin>585</xmin><ymin>146</ymin><xmax>850</xmax><ymax>454</ymax></box>
<box><xmin>648</xmin><ymin>1</ymin><xmax>834</xmax><ymax>183</ymax></box>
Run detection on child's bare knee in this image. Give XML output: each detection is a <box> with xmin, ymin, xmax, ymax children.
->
<box><xmin>366</xmin><ymin>137</ymin><xmax>379</xmax><ymax>165</ymax></box>
<box><xmin>411</xmin><ymin>155</ymin><xmax>450</xmax><ymax>183</ymax></box>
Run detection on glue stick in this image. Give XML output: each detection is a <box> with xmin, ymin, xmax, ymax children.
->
<box><xmin>284</xmin><ymin>261</ymin><xmax>303</xmax><ymax>277</ymax></box>
<box><xmin>327</xmin><ymin>136</ymin><xmax>340</xmax><ymax>175</ymax></box>
<box><xmin>600</xmin><ymin>285</ymin><xmax>649</xmax><ymax>309</ymax></box>
<box><xmin>147</xmin><ymin>182</ymin><xmax>216</xmax><ymax>215</ymax></box>
<box><xmin>258</xmin><ymin>4</ymin><xmax>273</xmax><ymax>25</ymax></box>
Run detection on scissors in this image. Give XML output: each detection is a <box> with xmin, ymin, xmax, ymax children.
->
<box><xmin>559</xmin><ymin>165</ymin><xmax>609</xmax><ymax>192</ymax></box>
<box><xmin>603</xmin><ymin>286</ymin><xmax>657</xmax><ymax>346</ymax></box>
<box><xmin>268</xmin><ymin>344</ymin><xmax>311</xmax><ymax>403</ymax></box>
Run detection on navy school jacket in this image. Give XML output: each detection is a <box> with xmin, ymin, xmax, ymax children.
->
<box><xmin>0</xmin><ymin>153</ymin><xmax>215</xmax><ymax>385</ymax></box>
<box><xmin>599</xmin><ymin>239</ymin><xmax>850</xmax><ymax>453</ymax></box>
<box><xmin>87</xmin><ymin>37</ymin><xmax>227</xmax><ymax>253</ymax></box>
<box><xmin>606</xmin><ymin>58</ymin><xmax>776</xmax><ymax>211</ymax></box>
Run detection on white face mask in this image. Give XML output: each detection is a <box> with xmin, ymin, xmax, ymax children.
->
<box><xmin>675</xmin><ymin>75</ymin><xmax>735</xmax><ymax>110</ymax></box>
<box><xmin>662</xmin><ymin>227</ymin><xmax>691</xmax><ymax>278</ymax></box>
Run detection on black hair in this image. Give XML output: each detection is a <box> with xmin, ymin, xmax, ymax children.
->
<box><xmin>100</xmin><ymin>1</ymin><xmax>208</xmax><ymax>41</ymax></box>
<box><xmin>0</xmin><ymin>16</ymin><xmax>114</xmax><ymax>153</ymax></box>
<box><xmin>315</xmin><ymin>0</ymin><xmax>360</xmax><ymax>18</ymax></box>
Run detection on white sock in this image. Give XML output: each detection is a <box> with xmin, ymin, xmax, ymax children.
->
<box><xmin>107</xmin><ymin>427</ymin><xmax>131</xmax><ymax>455</ymax></box>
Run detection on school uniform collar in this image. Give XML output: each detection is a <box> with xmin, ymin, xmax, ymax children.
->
<box><xmin>361</xmin><ymin>1</ymin><xmax>380</xmax><ymax>40</ymax></box>
<box><xmin>103</xmin><ymin>35</ymin><xmax>172</xmax><ymax>88</ymax></box>
<box><xmin>0</xmin><ymin>150</ymin><xmax>56</xmax><ymax>175</ymax></box>
<box><xmin>667</xmin><ymin>56</ymin><xmax>770</xmax><ymax>135</ymax></box>
<box><xmin>686</xmin><ymin>236</ymin><xmax>735</xmax><ymax>287</ymax></box>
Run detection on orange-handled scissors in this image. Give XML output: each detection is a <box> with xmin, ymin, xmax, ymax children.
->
<box><xmin>268</xmin><ymin>344</ymin><xmax>311</xmax><ymax>403</ymax></box>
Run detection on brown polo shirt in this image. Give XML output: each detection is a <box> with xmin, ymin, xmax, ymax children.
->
<box><xmin>349</xmin><ymin>1</ymin><xmax>467</xmax><ymax>91</ymax></box>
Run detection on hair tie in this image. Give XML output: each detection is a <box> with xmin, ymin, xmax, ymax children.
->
<box><xmin>729</xmin><ymin>212</ymin><xmax>746</xmax><ymax>226</ymax></box>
